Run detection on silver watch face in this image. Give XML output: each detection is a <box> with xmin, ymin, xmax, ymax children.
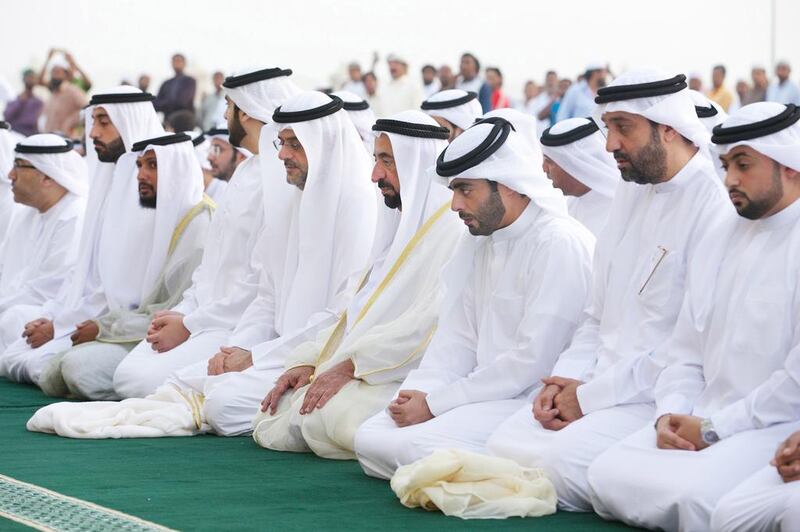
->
<box><xmin>702</xmin><ymin>429</ymin><xmax>720</xmax><ymax>444</ymax></box>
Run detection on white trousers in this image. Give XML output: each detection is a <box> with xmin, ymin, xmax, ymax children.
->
<box><xmin>0</xmin><ymin>304</ymin><xmax>42</xmax><ymax>354</ymax></box>
<box><xmin>487</xmin><ymin>402</ymin><xmax>654</xmax><ymax>512</ymax></box>
<box><xmin>170</xmin><ymin>360</ymin><xmax>282</xmax><ymax>436</ymax></box>
<box><xmin>113</xmin><ymin>330</ymin><xmax>229</xmax><ymax>399</ymax></box>
<box><xmin>711</xmin><ymin>464</ymin><xmax>800</xmax><ymax>532</ymax></box>
<box><xmin>40</xmin><ymin>342</ymin><xmax>134</xmax><ymax>400</ymax></box>
<box><xmin>588</xmin><ymin>421</ymin><xmax>800</xmax><ymax>531</ymax></box>
<box><xmin>354</xmin><ymin>399</ymin><xmax>526</xmax><ymax>480</ymax></box>
<box><xmin>0</xmin><ymin>334</ymin><xmax>72</xmax><ymax>385</ymax></box>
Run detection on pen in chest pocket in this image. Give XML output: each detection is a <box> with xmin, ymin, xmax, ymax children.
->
<box><xmin>638</xmin><ymin>246</ymin><xmax>669</xmax><ymax>295</ymax></box>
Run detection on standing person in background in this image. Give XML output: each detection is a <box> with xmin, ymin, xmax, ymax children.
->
<box><xmin>380</xmin><ymin>54</ymin><xmax>422</xmax><ymax>116</ymax></box>
<box><xmin>525</xmin><ymin>71</ymin><xmax>559</xmax><ymax>134</ymax></box>
<box><xmin>341</xmin><ymin>62</ymin><xmax>367</xmax><ymax>99</ymax></box>
<box><xmin>689</xmin><ymin>72</ymin><xmax>703</xmax><ymax>92</ymax></box>
<box><xmin>421</xmin><ymin>65</ymin><xmax>440</xmax><ymax>98</ymax></box>
<box><xmin>707</xmin><ymin>64</ymin><xmax>735</xmax><ymax>112</ymax></box>
<box><xmin>438</xmin><ymin>65</ymin><xmax>456</xmax><ymax>91</ymax></box>
<box><xmin>744</xmin><ymin>66</ymin><xmax>769</xmax><ymax>105</ymax></box>
<box><xmin>363</xmin><ymin>72</ymin><xmax>385</xmax><ymax>117</ymax></box>
<box><xmin>485</xmin><ymin>67</ymin><xmax>510</xmax><ymax>110</ymax></box>
<box><xmin>556</xmin><ymin>63</ymin><xmax>606</xmax><ymax>121</ymax></box>
<box><xmin>456</xmin><ymin>52</ymin><xmax>492</xmax><ymax>113</ymax></box>
<box><xmin>767</xmin><ymin>61</ymin><xmax>800</xmax><ymax>105</ymax></box>
<box><xmin>38</xmin><ymin>50</ymin><xmax>88</xmax><ymax>135</ymax></box>
<box><xmin>199</xmin><ymin>71</ymin><xmax>226</xmax><ymax>131</ymax></box>
<box><xmin>4</xmin><ymin>69</ymin><xmax>43</xmax><ymax>137</ymax></box>
<box><xmin>138</xmin><ymin>74</ymin><xmax>151</xmax><ymax>93</ymax></box>
<box><xmin>154</xmin><ymin>53</ymin><xmax>196</xmax><ymax>118</ymax></box>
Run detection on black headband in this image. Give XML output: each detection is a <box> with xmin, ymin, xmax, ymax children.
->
<box><xmin>372</xmin><ymin>119</ymin><xmax>450</xmax><ymax>139</ymax></box>
<box><xmin>132</xmin><ymin>133</ymin><xmax>192</xmax><ymax>152</ymax></box>
<box><xmin>711</xmin><ymin>104</ymin><xmax>800</xmax><ymax>145</ymax></box>
<box><xmin>205</xmin><ymin>127</ymin><xmax>229</xmax><ymax>137</ymax></box>
<box><xmin>191</xmin><ymin>133</ymin><xmax>205</xmax><ymax>147</ymax></box>
<box><xmin>0</xmin><ymin>121</ymin><xmax>9</xmax><ymax>130</ymax></box>
<box><xmin>89</xmin><ymin>92</ymin><xmax>156</xmax><ymax>106</ymax></box>
<box><xmin>595</xmin><ymin>74</ymin><xmax>687</xmax><ymax>104</ymax></box>
<box><xmin>435</xmin><ymin>118</ymin><xmax>513</xmax><ymax>177</ymax></box>
<box><xmin>222</xmin><ymin>68</ymin><xmax>292</xmax><ymax>89</ymax></box>
<box><xmin>15</xmin><ymin>140</ymin><xmax>74</xmax><ymax>154</ymax></box>
<box><xmin>272</xmin><ymin>95</ymin><xmax>343</xmax><ymax>123</ymax></box>
<box><xmin>695</xmin><ymin>105</ymin><xmax>719</xmax><ymax>119</ymax></box>
<box><xmin>421</xmin><ymin>91</ymin><xmax>477</xmax><ymax>110</ymax></box>
<box><xmin>540</xmin><ymin>118</ymin><xmax>600</xmax><ymax>147</ymax></box>
<box><xmin>342</xmin><ymin>100</ymin><xmax>370</xmax><ymax>111</ymax></box>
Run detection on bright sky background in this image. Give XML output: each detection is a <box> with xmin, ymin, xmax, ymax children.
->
<box><xmin>2</xmin><ymin>0</ymin><xmax>798</xmax><ymax>100</ymax></box>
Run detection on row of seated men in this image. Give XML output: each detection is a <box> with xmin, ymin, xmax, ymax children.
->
<box><xmin>0</xmin><ymin>65</ymin><xmax>797</xmax><ymax>530</ymax></box>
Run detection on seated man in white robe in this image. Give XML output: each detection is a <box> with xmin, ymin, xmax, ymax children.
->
<box><xmin>252</xmin><ymin>111</ymin><xmax>462</xmax><ymax>459</ymax></box>
<box><xmin>187</xmin><ymin>130</ymin><xmax>227</xmax><ymax>203</ymax></box>
<box><xmin>27</xmin><ymin>91</ymin><xmax>377</xmax><ymax>439</ymax></box>
<box><xmin>204</xmin><ymin>122</ymin><xmax>247</xmax><ymax>194</ymax></box>
<box><xmin>590</xmin><ymin>102</ymin><xmax>800</xmax><ymax>531</ymax></box>
<box><xmin>39</xmin><ymin>133</ymin><xmax>213</xmax><ymax>400</ymax></box>
<box><xmin>713</xmin><ymin>430</ymin><xmax>800</xmax><ymax>532</ymax></box>
<box><xmin>0</xmin><ymin>86</ymin><xmax>164</xmax><ymax>385</ymax></box>
<box><xmin>0</xmin><ymin>135</ymin><xmax>87</xmax><ymax>352</ymax></box>
<box><xmin>354</xmin><ymin>117</ymin><xmax>595</xmax><ymax>480</ymax></box>
<box><xmin>421</xmin><ymin>89</ymin><xmax>483</xmax><ymax>142</ymax></box>
<box><xmin>690</xmin><ymin>89</ymin><xmax>728</xmax><ymax>179</ymax></box>
<box><xmin>540</xmin><ymin>117</ymin><xmax>618</xmax><ymax>237</ymax></box>
<box><xmin>0</xmin><ymin>121</ymin><xmax>25</xmax><ymax>244</ymax></box>
<box><xmin>111</xmin><ymin>67</ymin><xmax>300</xmax><ymax>399</ymax></box>
<box><xmin>332</xmin><ymin>90</ymin><xmax>376</xmax><ymax>154</ymax></box>
<box><xmin>486</xmin><ymin>69</ymin><xmax>732</xmax><ymax>512</ymax></box>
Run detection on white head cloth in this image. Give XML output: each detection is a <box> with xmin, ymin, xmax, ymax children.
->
<box><xmin>223</xmin><ymin>67</ymin><xmax>300</xmax><ymax>123</ymax></box>
<box><xmin>267</xmin><ymin>91</ymin><xmax>377</xmax><ymax>333</ymax></box>
<box><xmin>350</xmin><ymin>110</ymin><xmax>451</xmax><ymax>318</ymax></box>
<box><xmin>14</xmin><ymin>134</ymin><xmax>89</xmax><ymax>196</ymax></box>
<box><xmin>594</xmin><ymin>69</ymin><xmax>710</xmax><ymax>152</ymax></box>
<box><xmin>105</xmin><ymin>135</ymin><xmax>205</xmax><ymax>308</ymax></box>
<box><xmin>433</xmin><ymin>120</ymin><xmax>569</xmax><ymax>313</ymax></box>
<box><xmin>332</xmin><ymin>90</ymin><xmax>376</xmax><ymax>154</ymax></box>
<box><xmin>483</xmin><ymin>108</ymin><xmax>540</xmax><ymax>152</ymax></box>
<box><xmin>63</xmin><ymin>86</ymin><xmax>165</xmax><ymax>312</ymax></box>
<box><xmin>689</xmin><ymin>89</ymin><xmax>728</xmax><ymax>134</ymax></box>
<box><xmin>185</xmin><ymin>130</ymin><xmax>212</xmax><ymax>171</ymax></box>
<box><xmin>712</xmin><ymin>102</ymin><xmax>800</xmax><ymax>172</ymax></box>
<box><xmin>422</xmin><ymin>89</ymin><xmax>483</xmax><ymax>130</ymax></box>
<box><xmin>540</xmin><ymin>118</ymin><xmax>618</xmax><ymax>199</ymax></box>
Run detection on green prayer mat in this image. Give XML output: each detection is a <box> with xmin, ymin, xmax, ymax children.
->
<box><xmin>0</xmin><ymin>378</ymin><xmax>639</xmax><ymax>531</ymax></box>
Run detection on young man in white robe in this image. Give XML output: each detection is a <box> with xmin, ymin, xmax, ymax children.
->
<box><xmin>421</xmin><ymin>89</ymin><xmax>483</xmax><ymax>142</ymax></box>
<box><xmin>204</xmin><ymin>123</ymin><xmax>247</xmax><ymax>196</ymax></box>
<box><xmin>0</xmin><ymin>135</ymin><xmax>87</xmax><ymax>352</ymax></box>
<box><xmin>111</xmin><ymin>67</ymin><xmax>300</xmax><ymax>399</ymax></box>
<box><xmin>27</xmin><ymin>91</ymin><xmax>377</xmax><ymax>439</ymax></box>
<box><xmin>332</xmin><ymin>90</ymin><xmax>376</xmax><ymax>154</ymax></box>
<box><xmin>38</xmin><ymin>133</ymin><xmax>213</xmax><ymax>400</ymax></box>
<box><xmin>0</xmin><ymin>86</ymin><xmax>164</xmax><ymax>385</ymax></box>
<box><xmin>486</xmin><ymin>69</ymin><xmax>732</xmax><ymax>512</ymax></box>
<box><xmin>540</xmin><ymin>117</ymin><xmax>618</xmax><ymax>237</ymax></box>
<box><xmin>252</xmin><ymin>110</ymin><xmax>463</xmax><ymax>459</ymax></box>
<box><xmin>589</xmin><ymin>102</ymin><xmax>800</xmax><ymax>531</ymax></box>
<box><xmin>188</xmin><ymin>130</ymin><xmax>227</xmax><ymax>203</ymax></box>
<box><xmin>354</xmin><ymin>117</ymin><xmax>595</xmax><ymax>480</ymax></box>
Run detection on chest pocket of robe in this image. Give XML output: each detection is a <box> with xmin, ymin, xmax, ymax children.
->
<box><xmin>636</xmin><ymin>246</ymin><xmax>678</xmax><ymax>310</ymax></box>
<box><xmin>732</xmin><ymin>285</ymin><xmax>787</xmax><ymax>358</ymax></box>
<box><xmin>488</xmin><ymin>291</ymin><xmax>525</xmax><ymax>351</ymax></box>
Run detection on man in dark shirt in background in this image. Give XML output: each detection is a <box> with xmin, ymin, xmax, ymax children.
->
<box><xmin>154</xmin><ymin>53</ymin><xmax>196</xmax><ymax>118</ymax></box>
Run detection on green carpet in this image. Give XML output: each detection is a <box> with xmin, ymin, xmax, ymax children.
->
<box><xmin>0</xmin><ymin>378</ymin><xmax>638</xmax><ymax>531</ymax></box>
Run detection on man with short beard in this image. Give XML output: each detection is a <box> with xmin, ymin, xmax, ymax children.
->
<box><xmin>252</xmin><ymin>111</ymin><xmax>461</xmax><ymax>459</ymax></box>
<box><xmin>205</xmin><ymin>123</ymin><xmax>246</xmax><ymax>182</ymax></box>
<box><xmin>487</xmin><ymin>69</ymin><xmax>732</xmax><ymax>512</ymax></box>
<box><xmin>0</xmin><ymin>86</ymin><xmax>164</xmax><ymax>385</ymax></box>
<box><xmin>37</xmin><ymin>133</ymin><xmax>213</xmax><ymax>400</ymax></box>
<box><xmin>354</xmin><ymin>117</ymin><xmax>595</xmax><ymax>480</ymax></box>
<box><xmin>591</xmin><ymin>101</ymin><xmax>800</xmax><ymax>530</ymax></box>
<box><xmin>111</xmin><ymin>67</ymin><xmax>300</xmax><ymax>399</ymax></box>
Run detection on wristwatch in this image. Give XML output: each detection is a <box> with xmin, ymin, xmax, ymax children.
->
<box><xmin>700</xmin><ymin>418</ymin><xmax>720</xmax><ymax>445</ymax></box>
